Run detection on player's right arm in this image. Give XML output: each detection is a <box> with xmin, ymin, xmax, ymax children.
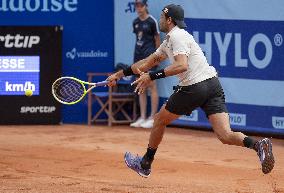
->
<box><xmin>132</xmin><ymin>39</ymin><xmax>167</xmax><ymax>73</ymax></box>
<box><xmin>107</xmin><ymin>41</ymin><xmax>167</xmax><ymax>86</ymax></box>
<box><xmin>131</xmin><ymin>52</ymin><xmax>167</xmax><ymax>74</ymax></box>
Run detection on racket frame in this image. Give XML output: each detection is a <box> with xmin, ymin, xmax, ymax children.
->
<box><xmin>52</xmin><ymin>76</ymin><xmax>108</xmax><ymax>105</ymax></box>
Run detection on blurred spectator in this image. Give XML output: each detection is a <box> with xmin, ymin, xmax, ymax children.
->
<box><xmin>130</xmin><ymin>0</ymin><xmax>160</xmax><ymax>128</ymax></box>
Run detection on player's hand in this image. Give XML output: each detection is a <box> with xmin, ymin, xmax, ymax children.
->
<box><xmin>107</xmin><ymin>72</ymin><xmax>122</xmax><ymax>87</ymax></box>
<box><xmin>132</xmin><ymin>69</ymin><xmax>151</xmax><ymax>94</ymax></box>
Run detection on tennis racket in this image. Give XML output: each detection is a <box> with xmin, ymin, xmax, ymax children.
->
<box><xmin>52</xmin><ymin>76</ymin><xmax>108</xmax><ymax>105</ymax></box>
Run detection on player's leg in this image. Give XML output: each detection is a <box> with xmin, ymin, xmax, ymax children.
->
<box><xmin>208</xmin><ymin>112</ymin><xmax>249</xmax><ymax>147</ymax></box>
<box><xmin>148</xmin><ymin>104</ymin><xmax>180</xmax><ymax>148</ymax></box>
<box><xmin>202</xmin><ymin>77</ymin><xmax>257</xmax><ymax>148</ymax></box>
<box><xmin>208</xmin><ymin>112</ymin><xmax>275</xmax><ymax>174</ymax></box>
<box><xmin>124</xmin><ymin>104</ymin><xmax>180</xmax><ymax>177</ymax></box>
<box><xmin>203</xmin><ymin>77</ymin><xmax>275</xmax><ymax>174</ymax></box>
<box><xmin>125</xmin><ymin>84</ymin><xmax>202</xmax><ymax>177</ymax></box>
<box><xmin>141</xmin><ymin>85</ymin><xmax>196</xmax><ymax>167</ymax></box>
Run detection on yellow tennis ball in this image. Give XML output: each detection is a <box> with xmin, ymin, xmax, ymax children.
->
<box><xmin>25</xmin><ymin>89</ymin><xmax>33</xmax><ymax>97</ymax></box>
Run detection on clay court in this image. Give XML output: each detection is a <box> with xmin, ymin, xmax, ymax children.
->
<box><xmin>0</xmin><ymin>125</ymin><xmax>283</xmax><ymax>193</ymax></box>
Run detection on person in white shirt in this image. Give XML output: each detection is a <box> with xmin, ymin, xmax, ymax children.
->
<box><xmin>107</xmin><ymin>4</ymin><xmax>275</xmax><ymax>177</ymax></box>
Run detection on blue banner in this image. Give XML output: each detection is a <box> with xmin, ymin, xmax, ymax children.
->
<box><xmin>187</xmin><ymin>19</ymin><xmax>284</xmax><ymax>81</ymax></box>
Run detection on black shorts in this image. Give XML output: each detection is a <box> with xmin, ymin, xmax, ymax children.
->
<box><xmin>165</xmin><ymin>77</ymin><xmax>228</xmax><ymax>117</ymax></box>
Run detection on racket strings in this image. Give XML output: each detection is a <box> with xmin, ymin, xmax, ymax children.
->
<box><xmin>53</xmin><ymin>78</ymin><xmax>85</xmax><ymax>103</ymax></box>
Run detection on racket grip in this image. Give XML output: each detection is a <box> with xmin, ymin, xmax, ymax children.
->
<box><xmin>95</xmin><ymin>80</ymin><xmax>109</xmax><ymax>87</ymax></box>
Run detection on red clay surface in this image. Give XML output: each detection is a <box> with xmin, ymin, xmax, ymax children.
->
<box><xmin>0</xmin><ymin>125</ymin><xmax>283</xmax><ymax>193</ymax></box>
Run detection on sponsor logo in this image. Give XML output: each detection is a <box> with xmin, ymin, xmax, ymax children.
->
<box><xmin>178</xmin><ymin>110</ymin><xmax>198</xmax><ymax>122</ymax></box>
<box><xmin>0</xmin><ymin>34</ymin><xmax>40</xmax><ymax>48</ymax></box>
<box><xmin>229</xmin><ymin>113</ymin><xmax>246</xmax><ymax>126</ymax></box>
<box><xmin>20</xmin><ymin>106</ymin><xmax>56</xmax><ymax>114</ymax></box>
<box><xmin>125</xmin><ymin>1</ymin><xmax>135</xmax><ymax>13</ymax></box>
<box><xmin>193</xmin><ymin>31</ymin><xmax>278</xmax><ymax>69</ymax></box>
<box><xmin>122</xmin><ymin>76</ymin><xmax>132</xmax><ymax>81</ymax></box>
<box><xmin>5</xmin><ymin>81</ymin><xmax>35</xmax><ymax>92</ymax></box>
<box><xmin>163</xmin><ymin>8</ymin><xmax>169</xmax><ymax>14</ymax></box>
<box><xmin>0</xmin><ymin>0</ymin><xmax>78</xmax><ymax>12</ymax></box>
<box><xmin>190</xmin><ymin>19</ymin><xmax>283</xmax><ymax>71</ymax></box>
<box><xmin>66</xmin><ymin>48</ymin><xmax>108</xmax><ymax>60</ymax></box>
<box><xmin>272</xmin><ymin>116</ymin><xmax>284</xmax><ymax>129</ymax></box>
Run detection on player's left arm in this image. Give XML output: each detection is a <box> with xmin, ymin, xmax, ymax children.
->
<box><xmin>132</xmin><ymin>54</ymin><xmax>188</xmax><ymax>94</ymax></box>
<box><xmin>106</xmin><ymin>51</ymin><xmax>167</xmax><ymax>87</ymax></box>
<box><xmin>133</xmin><ymin>52</ymin><xmax>167</xmax><ymax>73</ymax></box>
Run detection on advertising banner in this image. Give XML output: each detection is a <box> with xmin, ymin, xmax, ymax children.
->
<box><xmin>0</xmin><ymin>0</ymin><xmax>115</xmax><ymax>123</ymax></box>
<box><xmin>0</xmin><ymin>26</ymin><xmax>62</xmax><ymax>124</ymax></box>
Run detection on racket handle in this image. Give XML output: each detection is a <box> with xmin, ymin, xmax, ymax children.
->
<box><xmin>95</xmin><ymin>80</ymin><xmax>109</xmax><ymax>87</ymax></box>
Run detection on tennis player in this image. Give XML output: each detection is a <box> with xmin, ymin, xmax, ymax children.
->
<box><xmin>107</xmin><ymin>4</ymin><xmax>275</xmax><ymax>177</ymax></box>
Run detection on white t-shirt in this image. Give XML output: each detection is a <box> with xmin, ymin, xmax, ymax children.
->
<box><xmin>155</xmin><ymin>26</ymin><xmax>217</xmax><ymax>86</ymax></box>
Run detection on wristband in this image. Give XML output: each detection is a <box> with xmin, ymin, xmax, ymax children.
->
<box><xmin>123</xmin><ymin>66</ymin><xmax>135</xmax><ymax>76</ymax></box>
<box><xmin>149</xmin><ymin>69</ymin><xmax>166</xmax><ymax>80</ymax></box>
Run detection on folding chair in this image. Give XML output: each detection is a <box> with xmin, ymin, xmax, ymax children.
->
<box><xmin>87</xmin><ymin>73</ymin><xmax>137</xmax><ymax>126</ymax></box>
